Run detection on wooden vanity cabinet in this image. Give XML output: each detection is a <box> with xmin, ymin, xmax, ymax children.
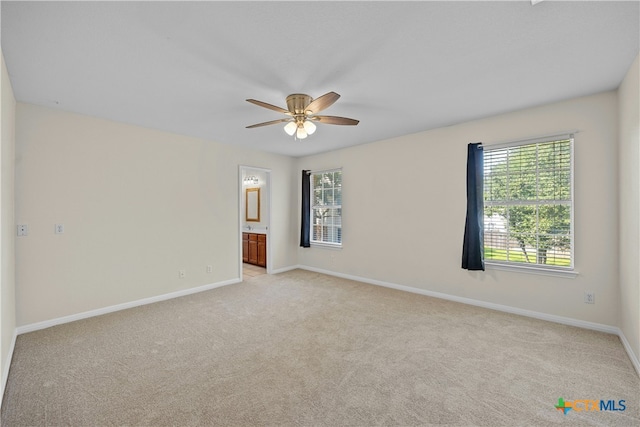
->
<box><xmin>243</xmin><ymin>232</ymin><xmax>266</xmax><ymax>267</ymax></box>
<box><xmin>242</xmin><ymin>233</ymin><xmax>249</xmax><ymax>263</ymax></box>
<box><xmin>257</xmin><ymin>234</ymin><xmax>266</xmax><ymax>267</ymax></box>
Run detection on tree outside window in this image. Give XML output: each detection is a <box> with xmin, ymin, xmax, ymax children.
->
<box><xmin>484</xmin><ymin>139</ymin><xmax>573</xmax><ymax>268</ymax></box>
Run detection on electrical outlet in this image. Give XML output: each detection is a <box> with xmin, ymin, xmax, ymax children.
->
<box><xmin>584</xmin><ymin>291</ymin><xmax>595</xmax><ymax>304</ymax></box>
<box><xmin>206</xmin><ymin>265</ymin><xmax>213</xmax><ymax>273</ymax></box>
<box><xmin>179</xmin><ymin>270</ymin><xmax>186</xmax><ymax>279</ymax></box>
<box><xmin>55</xmin><ymin>224</ymin><xmax>64</xmax><ymax>234</ymax></box>
<box><xmin>17</xmin><ymin>225</ymin><xmax>27</xmax><ymax>237</ymax></box>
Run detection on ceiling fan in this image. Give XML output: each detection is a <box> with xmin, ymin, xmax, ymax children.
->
<box><xmin>246</xmin><ymin>92</ymin><xmax>359</xmax><ymax>140</ymax></box>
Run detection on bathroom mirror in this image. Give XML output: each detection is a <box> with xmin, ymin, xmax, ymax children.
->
<box><xmin>246</xmin><ymin>187</ymin><xmax>260</xmax><ymax>222</ymax></box>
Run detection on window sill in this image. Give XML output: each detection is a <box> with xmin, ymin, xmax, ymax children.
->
<box><xmin>310</xmin><ymin>242</ymin><xmax>343</xmax><ymax>250</ymax></box>
<box><xmin>485</xmin><ymin>262</ymin><xmax>578</xmax><ymax>278</ymax></box>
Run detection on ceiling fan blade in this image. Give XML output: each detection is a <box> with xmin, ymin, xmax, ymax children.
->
<box><xmin>305</xmin><ymin>92</ymin><xmax>340</xmax><ymax>115</ymax></box>
<box><xmin>246</xmin><ymin>118</ymin><xmax>292</xmax><ymax>129</ymax></box>
<box><xmin>312</xmin><ymin>115</ymin><xmax>359</xmax><ymax>126</ymax></box>
<box><xmin>246</xmin><ymin>99</ymin><xmax>292</xmax><ymax>115</ymax></box>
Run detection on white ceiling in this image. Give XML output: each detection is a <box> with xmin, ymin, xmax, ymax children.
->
<box><xmin>1</xmin><ymin>1</ymin><xmax>638</xmax><ymax>157</ymax></box>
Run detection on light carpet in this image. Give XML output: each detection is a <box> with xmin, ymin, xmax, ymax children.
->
<box><xmin>2</xmin><ymin>269</ymin><xmax>638</xmax><ymax>426</ymax></box>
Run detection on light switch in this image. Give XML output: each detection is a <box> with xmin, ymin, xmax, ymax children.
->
<box><xmin>17</xmin><ymin>224</ymin><xmax>27</xmax><ymax>236</ymax></box>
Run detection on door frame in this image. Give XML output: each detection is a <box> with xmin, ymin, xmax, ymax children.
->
<box><xmin>238</xmin><ymin>165</ymin><xmax>272</xmax><ymax>280</ymax></box>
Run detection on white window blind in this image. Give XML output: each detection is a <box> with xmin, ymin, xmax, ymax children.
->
<box><xmin>311</xmin><ymin>169</ymin><xmax>342</xmax><ymax>246</ymax></box>
<box><xmin>484</xmin><ymin>136</ymin><xmax>573</xmax><ymax>269</ymax></box>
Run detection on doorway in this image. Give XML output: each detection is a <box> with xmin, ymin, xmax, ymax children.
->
<box><xmin>239</xmin><ymin>166</ymin><xmax>271</xmax><ymax>280</ymax></box>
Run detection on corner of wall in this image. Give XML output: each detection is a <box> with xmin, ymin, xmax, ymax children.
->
<box><xmin>0</xmin><ymin>48</ymin><xmax>17</xmax><ymax>409</ymax></box>
<box><xmin>618</xmin><ymin>52</ymin><xmax>640</xmax><ymax>366</ymax></box>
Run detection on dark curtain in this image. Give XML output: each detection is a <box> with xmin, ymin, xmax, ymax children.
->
<box><xmin>300</xmin><ymin>170</ymin><xmax>311</xmax><ymax>247</ymax></box>
<box><xmin>462</xmin><ymin>143</ymin><xmax>485</xmax><ymax>271</ymax></box>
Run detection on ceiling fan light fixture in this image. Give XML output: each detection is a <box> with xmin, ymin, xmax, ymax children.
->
<box><xmin>284</xmin><ymin>121</ymin><xmax>297</xmax><ymax>136</ymax></box>
<box><xmin>303</xmin><ymin>120</ymin><xmax>316</xmax><ymax>135</ymax></box>
<box><xmin>296</xmin><ymin>125</ymin><xmax>308</xmax><ymax>139</ymax></box>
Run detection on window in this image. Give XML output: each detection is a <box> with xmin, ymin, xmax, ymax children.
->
<box><xmin>483</xmin><ymin>135</ymin><xmax>573</xmax><ymax>270</ymax></box>
<box><xmin>311</xmin><ymin>169</ymin><xmax>342</xmax><ymax>246</ymax></box>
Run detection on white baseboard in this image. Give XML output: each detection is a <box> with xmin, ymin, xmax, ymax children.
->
<box><xmin>1</xmin><ymin>328</ymin><xmax>17</xmax><ymax>411</ymax></box>
<box><xmin>17</xmin><ymin>278</ymin><xmax>241</xmax><ymax>335</ymax></box>
<box><xmin>617</xmin><ymin>328</ymin><xmax>640</xmax><ymax>376</ymax></box>
<box><xmin>297</xmin><ymin>265</ymin><xmax>640</xmax><ymax>374</ymax></box>
<box><xmin>270</xmin><ymin>265</ymin><xmax>300</xmax><ymax>275</ymax></box>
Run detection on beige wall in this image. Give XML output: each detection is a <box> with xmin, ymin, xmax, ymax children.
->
<box><xmin>298</xmin><ymin>91</ymin><xmax>620</xmax><ymax>327</ymax></box>
<box><xmin>1</xmin><ymin>51</ymin><xmax>17</xmax><ymax>401</ymax></box>
<box><xmin>15</xmin><ymin>103</ymin><xmax>296</xmax><ymax>326</ymax></box>
<box><xmin>619</xmin><ymin>54</ymin><xmax>640</xmax><ymax>363</ymax></box>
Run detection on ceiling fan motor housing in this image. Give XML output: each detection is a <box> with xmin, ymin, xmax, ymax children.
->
<box><xmin>286</xmin><ymin>94</ymin><xmax>313</xmax><ymax>117</ymax></box>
